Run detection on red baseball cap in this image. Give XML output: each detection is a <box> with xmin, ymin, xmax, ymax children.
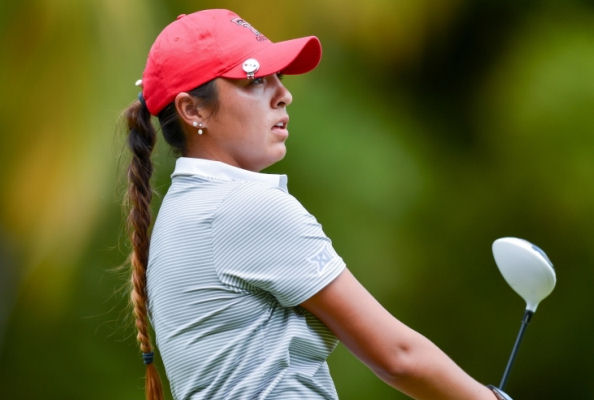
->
<box><xmin>140</xmin><ymin>9</ymin><xmax>322</xmax><ymax>115</ymax></box>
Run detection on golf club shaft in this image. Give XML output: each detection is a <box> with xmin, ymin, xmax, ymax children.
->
<box><xmin>499</xmin><ymin>309</ymin><xmax>534</xmax><ymax>390</ymax></box>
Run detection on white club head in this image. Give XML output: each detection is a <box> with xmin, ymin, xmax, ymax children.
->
<box><xmin>492</xmin><ymin>237</ymin><xmax>556</xmax><ymax>312</ymax></box>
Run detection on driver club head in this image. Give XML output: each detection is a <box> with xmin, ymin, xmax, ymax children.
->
<box><xmin>492</xmin><ymin>237</ymin><xmax>556</xmax><ymax>312</ymax></box>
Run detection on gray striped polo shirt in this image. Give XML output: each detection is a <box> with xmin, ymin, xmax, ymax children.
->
<box><xmin>147</xmin><ymin>157</ymin><xmax>346</xmax><ymax>399</ymax></box>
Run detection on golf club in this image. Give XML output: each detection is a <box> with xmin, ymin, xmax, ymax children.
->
<box><xmin>492</xmin><ymin>237</ymin><xmax>556</xmax><ymax>391</ymax></box>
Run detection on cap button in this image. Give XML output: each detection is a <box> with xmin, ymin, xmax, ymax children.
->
<box><xmin>242</xmin><ymin>58</ymin><xmax>260</xmax><ymax>79</ymax></box>
<box><xmin>176</xmin><ymin>14</ymin><xmax>186</xmax><ymax>20</ymax></box>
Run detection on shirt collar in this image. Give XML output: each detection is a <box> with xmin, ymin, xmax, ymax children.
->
<box><xmin>171</xmin><ymin>157</ymin><xmax>288</xmax><ymax>191</ymax></box>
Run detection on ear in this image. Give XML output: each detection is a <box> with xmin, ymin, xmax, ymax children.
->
<box><xmin>174</xmin><ymin>92</ymin><xmax>206</xmax><ymax>126</ymax></box>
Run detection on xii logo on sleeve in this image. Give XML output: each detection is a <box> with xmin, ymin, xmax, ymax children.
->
<box><xmin>310</xmin><ymin>243</ymin><xmax>336</xmax><ymax>273</ymax></box>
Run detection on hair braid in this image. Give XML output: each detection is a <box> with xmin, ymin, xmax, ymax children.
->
<box><xmin>125</xmin><ymin>98</ymin><xmax>164</xmax><ymax>400</ymax></box>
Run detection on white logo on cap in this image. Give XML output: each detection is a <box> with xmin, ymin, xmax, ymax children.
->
<box><xmin>231</xmin><ymin>18</ymin><xmax>268</xmax><ymax>41</ymax></box>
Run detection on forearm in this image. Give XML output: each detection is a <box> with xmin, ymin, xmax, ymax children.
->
<box><xmin>301</xmin><ymin>269</ymin><xmax>498</xmax><ymax>400</ymax></box>
<box><xmin>374</xmin><ymin>331</ymin><xmax>496</xmax><ymax>400</ymax></box>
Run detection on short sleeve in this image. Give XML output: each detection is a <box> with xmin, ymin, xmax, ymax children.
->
<box><xmin>212</xmin><ymin>183</ymin><xmax>345</xmax><ymax>307</ymax></box>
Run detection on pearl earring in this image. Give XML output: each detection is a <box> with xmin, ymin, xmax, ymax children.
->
<box><xmin>192</xmin><ymin>121</ymin><xmax>204</xmax><ymax>135</ymax></box>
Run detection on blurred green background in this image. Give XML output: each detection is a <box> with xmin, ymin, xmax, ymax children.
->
<box><xmin>1</xmin><ymin>0</ymin><xmax>593</xmax><ymax>398</ymax></box>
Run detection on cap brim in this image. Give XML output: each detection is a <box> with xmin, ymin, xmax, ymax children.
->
<box><xmin>221</xmin><ymin>36</ymin><xmax>322</xmax><ymax>79</ymax></box>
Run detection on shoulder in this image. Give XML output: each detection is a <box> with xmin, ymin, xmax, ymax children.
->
<box><xmin>216</xmin><ymin>182</ymin><xmax>312</xmax><ymax>227</ymax></box>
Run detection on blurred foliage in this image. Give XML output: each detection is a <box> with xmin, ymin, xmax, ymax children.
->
<box><xmin>1</xmin><ymin>0</ymin><xmax>593</xmax><ymax>399</ymax></box>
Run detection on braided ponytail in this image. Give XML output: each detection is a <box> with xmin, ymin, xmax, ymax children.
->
<box><xmin>122</xmin><ymin>80</ymin><xmax>216</xmax><ymax>399</ymax></box>
<box><xmin>124</xmin><ymin>97</ymin><xmax>164</xmax><ymax>400</ymax></box>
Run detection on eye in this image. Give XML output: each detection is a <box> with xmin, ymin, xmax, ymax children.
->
<box><xmin>250</xmin><ymin>77</ymin><xmax>265</xmax><ymax>85</ymax></box>
<box><xmin>276</xmin><ymin>73</ymin><xmax>284</xmax><ymax>80</ymax></box>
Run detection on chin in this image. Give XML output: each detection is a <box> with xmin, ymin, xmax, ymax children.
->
<box><xmin>273</xmin><ymin>147</ymin><xmax>287</xmax><ymax>164</ymax></box>
<box><xmin>259</xmin><ymin>149</ymin><xmax>286</xmax><ymax>171</ymax></box>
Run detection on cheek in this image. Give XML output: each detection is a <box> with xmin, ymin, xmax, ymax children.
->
<box><xmin>214</xmin><ymin>93</ymin><xmax>270</xmax><ymax>144</ymax></box>
<box><xmin>221</xmin><ymin>104</ymin><xmax>257</xmax><ymax>133</ymax></box>
<box><xmin>236</xmin><ymin>113</ymin><xmax>269</xmax><ymax>142</ymax></box>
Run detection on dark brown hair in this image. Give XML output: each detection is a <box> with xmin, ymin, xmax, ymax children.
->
<box><xmin>123</xmin><ymin>80</ymin><xmax>217</xmax><ymax>400</ymax></box>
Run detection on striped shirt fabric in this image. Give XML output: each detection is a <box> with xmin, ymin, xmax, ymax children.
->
<box><xmin>147</xmin><ymin>157</ymin><xmax>346</xmax><ymax>399</ymax></box>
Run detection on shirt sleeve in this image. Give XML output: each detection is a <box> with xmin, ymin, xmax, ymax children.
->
<box><xmin>212</xmin><ymin>183</ymin><xmax>346</xmax><ymax>307</ymax></box>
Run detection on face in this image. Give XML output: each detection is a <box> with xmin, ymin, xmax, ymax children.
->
<box><xmin>200</xmin><ymin>73</ymin><xmax>293</xmax><ymax>172</ymax></box>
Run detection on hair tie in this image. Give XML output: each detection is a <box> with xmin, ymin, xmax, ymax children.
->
<box><xmin>142</xmin><ymin>351</ymin><xmax>154</xmax><ymax>365</ymax></box>
<box><xmin>138</xmin><ymin>92</ymin><xmax>148</xmax><ymax>110</ymax></box>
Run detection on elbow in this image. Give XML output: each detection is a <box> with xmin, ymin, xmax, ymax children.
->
<box><xmin>372</xmin><ymin>342</ymin><xmax>424</xmax><ymax>386</ymax></box>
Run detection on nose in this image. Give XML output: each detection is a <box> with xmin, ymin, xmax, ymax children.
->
<box><xmin>271</xmin><ymin>75</ymin><xmax>292</xmax><ymax>108</ymax></box>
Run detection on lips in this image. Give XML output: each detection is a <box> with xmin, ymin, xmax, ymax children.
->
<box><xmin>271</xmin><ymin>117</ymin><xmax>289</xmax><ymax>140</ymax></box>
<box><xmin>272</xmin><ymin>117</ymin><xmax>289</xmax><ymax>130</ymax></box>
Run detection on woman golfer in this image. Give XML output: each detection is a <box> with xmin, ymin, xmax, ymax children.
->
<box><xmin>123</xmin><ymin>8</ymin><xmax>509</xmax><ymax>400</ymax></box>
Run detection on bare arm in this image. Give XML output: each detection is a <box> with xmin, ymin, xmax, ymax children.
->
<box><xmin>301</xmin><ymin>268</ymin><xmax>497</xmax><ymax>400</ymax></box>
